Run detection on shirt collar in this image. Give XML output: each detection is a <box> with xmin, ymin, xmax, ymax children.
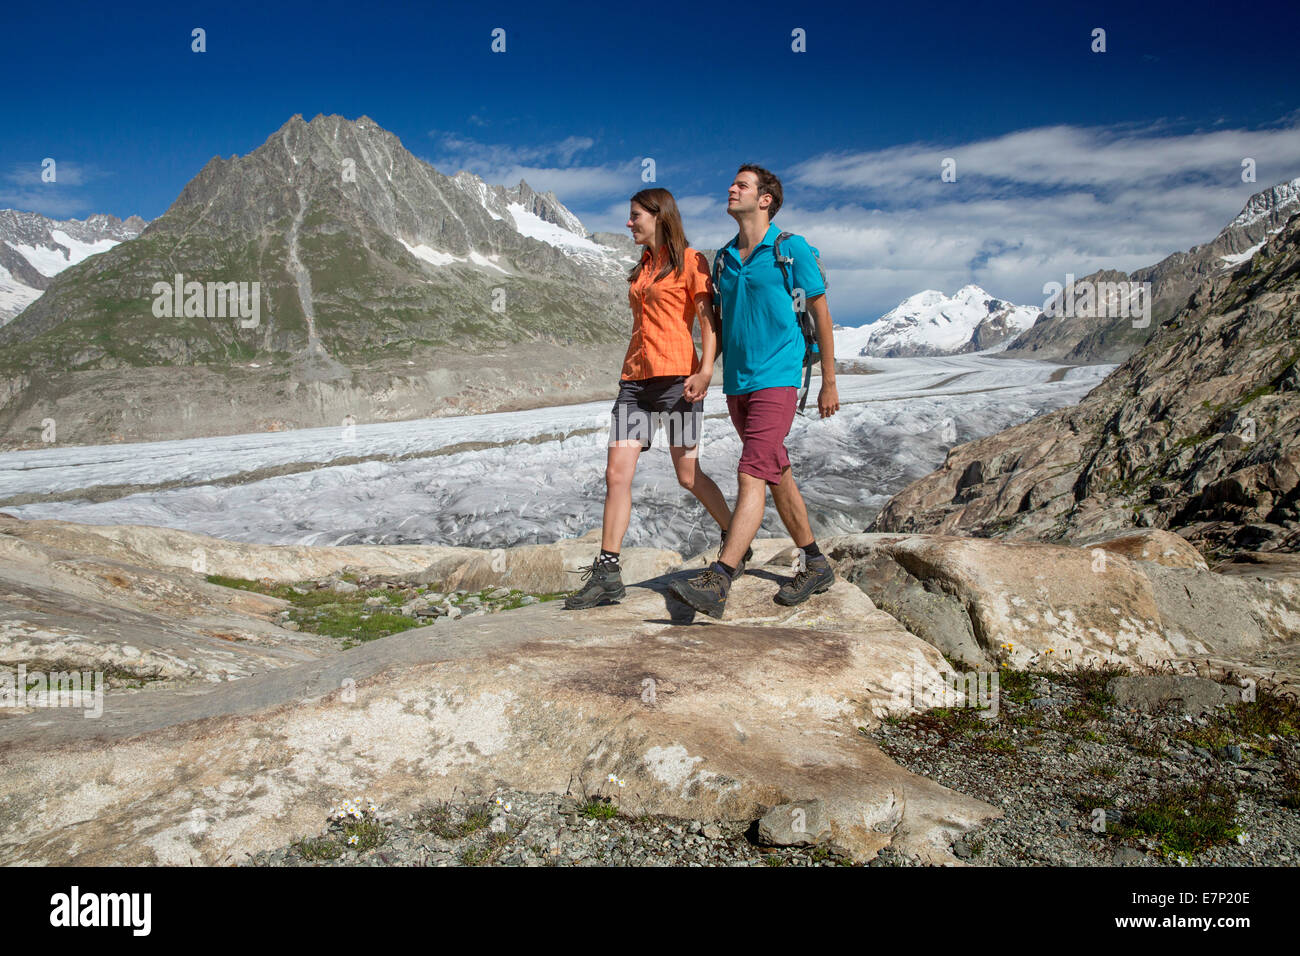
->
<box><xmin>724</xmin><ymin>222</ymin><xmax>780</xmax><ymax>260</ymax></box>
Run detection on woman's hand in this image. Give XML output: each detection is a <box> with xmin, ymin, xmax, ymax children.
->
<box><xmin>683</xmin><ymin>371</ymin><xmax>712</xmax><ymax>402</ymax></box>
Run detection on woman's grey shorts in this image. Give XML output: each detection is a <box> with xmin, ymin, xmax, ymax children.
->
<box><xmin>610</xmin><ymin>376</ymin><xmax>703</xmax><ymax>449</ymax></box>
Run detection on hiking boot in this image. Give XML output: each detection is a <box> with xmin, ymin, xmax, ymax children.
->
<box><xmin>563</xmin><ymin>560</ymin><xmax>626</xmax><ymax>609</ymax></box>
<box><xmin>669</xmin><ymin>564</ymin><xmax>732</xmax><ymax>619</ymax></box>
<box><xmin>775</xmin><ymin>554</ymin><xmax>835</xmax><ymax>606</ymax></box>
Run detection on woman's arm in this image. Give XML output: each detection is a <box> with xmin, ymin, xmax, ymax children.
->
<box><xmin>683</xmin><ymin>293</ymin><xmax>716</xmax><ymax>402</ymax></box>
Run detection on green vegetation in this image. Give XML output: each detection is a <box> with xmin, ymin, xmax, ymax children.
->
<box><xmin>204</xmin><ymin>575</ymin><xmax>557</xmax><ymax>648</ymax></box>
<box><xmin>581</xmin><ymin>799</ymin><xmax>619</xmax><ymax>821</ymax></box>
<box><xmin>413</xmin><ymin>801</ymin><xmax>493</xmax><ymax>838</ymax></box>
<box><xmin>1105</xmin><ymin>780</ymin><xmax>1242</xmax><ymax>861</ymax></box>
<box><xmin>291</xmin><ymin>836</ymin><xmax>344</xmax><ymax>861</ymax></box>
<box><xmin>1173</xmin><ymin>685</ymin><xmax>1299</xmax><ymax>756</ymax></box>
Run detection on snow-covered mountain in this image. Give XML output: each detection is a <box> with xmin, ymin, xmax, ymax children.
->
<box><xmin>0</xmin><ymin>211</ymin><xmax>146</xmax><ymax>324</ymax></box>
<box><xmin>838</xmin><ymin>285</ymin><xmax>1040</xmax><ymax>359</ymax></box>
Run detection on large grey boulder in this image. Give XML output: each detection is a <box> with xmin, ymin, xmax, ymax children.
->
<box><xmin>829</xmin><ymin>531</ymin><xmax>1300</xmax><ymax>689</ymax></box>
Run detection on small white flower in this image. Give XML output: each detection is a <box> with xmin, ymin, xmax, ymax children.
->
<box><xmin>617</xmin><ymin>778</ymin><xmax>626</xmax><ymax>788</ymax></box>
<box><xmin>348</xmin><ymin>834</ymin><xmax>359</xmax><ymax>846</ymax></box>
<box><xmin>607</xmin><ymin>773</ymin><xmax>618</xmax><ymax>783</ymax></box>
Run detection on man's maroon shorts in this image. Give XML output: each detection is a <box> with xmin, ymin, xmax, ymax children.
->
<box><xmin>726</xmin><ymin>386</ymin><xmax>798</xmax><ymax>485</ymax></box>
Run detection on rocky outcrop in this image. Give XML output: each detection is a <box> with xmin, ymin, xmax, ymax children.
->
<box><xmin>829</xmin><ymin>531</ymin><xmax>1300</xmax><ymax>688</ymax></box>
<box><xmin>0</xmin><ymin>514</ymin><xmax>679</xmax><ymax>596</ymax></box>
<box><xmin>5</xmin><ymin>512</ymin><xmax>1300</xmax><ymax>866</ymax></box>
<box><xmin>873</xmin><ymin>211</ymin><xmax>1300</xmax><ymax>559</ymax></box>
<box><xmin>0</xmin><ymin>520</ymin><xmax>997</xmax><ymax>866</ymax></box>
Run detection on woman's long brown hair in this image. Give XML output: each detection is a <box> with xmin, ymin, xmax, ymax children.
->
<box><xmin>628</xmin><ymin>188</ymin><xmax>688</xmax><ymax>284</ymax></box>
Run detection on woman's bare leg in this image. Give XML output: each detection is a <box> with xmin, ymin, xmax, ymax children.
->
<box><xmin>601</xmin><ymin>442</ymin><xmax>643</xmax><ymax>552</ymax></box>
<box><xmin>670</xmin><ymin>445</ymin><xmax>732</xmax><ymax>531</ymax></box>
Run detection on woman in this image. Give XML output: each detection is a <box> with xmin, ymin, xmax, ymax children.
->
<box><xmin>564</xmin><ymin>188</ymin><xmax>749</xmax><ymax>609</ymax></box>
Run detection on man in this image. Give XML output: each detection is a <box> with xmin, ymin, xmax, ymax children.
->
<box><xmin>669</xmin><ymin>165</ymin><xmax>840</xmax><ymax>618</ymax></box>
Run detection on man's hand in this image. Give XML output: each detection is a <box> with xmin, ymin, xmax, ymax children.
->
<box><xmin>818</xmin><ymin>380</ymin><xmax>840</xmax><ymax>418</ymax></box>
<box><xmin>683</xmin><ymin>371</ymin><xmax>712</xmax><ymax>402</ymax></box>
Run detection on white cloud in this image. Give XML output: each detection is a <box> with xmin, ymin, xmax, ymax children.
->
<box><xmin>781</xmin><ymin>119</ymin><xmax>1300</xmax><ymax>322</ymax></box>
<box><xmin>424</xmin><ymin>131</ymin><xmax>634</xmax><ymax>200</ymax></box>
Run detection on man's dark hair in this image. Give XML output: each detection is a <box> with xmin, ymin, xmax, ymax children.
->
<box><xmin>737</xmin><ymin>163</ymin><xmax>783</xmax><ymax>218</ymax></box>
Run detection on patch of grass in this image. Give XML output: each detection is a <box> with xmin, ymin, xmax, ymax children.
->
<box><xmin>1176</xmin><ymin>686</ymin><xmax>1299</xmax><ymax>756</ymax></box>
<box><xmin>460</xmin><ymin>803</ymin><xmax>493</xmax><ymax>835</ymax></box>
<box><xmin>967</xmin><ymin>836</ymin><xmax>985</xmax><ymax>857</ymax></box>
<box><xmin>912</xmin><ymin>705</ymin><xmax>993</xmax><ymax>738</ymax></box>
<box><xmin>1277</xmin><ymin>761</ymin><xmax>1300</xmax><ymax>810</ymax></box>
<box><xmin>1087</xmin><ymin>762</ymin><xmax>1120</xmax><ymax>779</ymax></box>
<box><xmin>1174</xmin><ymin>723</ymin><xmax>1237</xmax><ymax>751</ymax></box>
<box><xmin>1113</xmin><ymin>723</ymin><xmax>1164</xmax><ymax>757</ymax></box>
<box><xmin>296</xmin><ymin>608</ymin><xmax>420</xmax><ymax>647</ymax></box>
<box><xmin>292</xmin><ymin>836</ymin><xmax>344</xmax><ymax>861</ymax></box>
<box><xmin>1108</xmin><ymin>780</ymin><xmax>1242</xmax><ymax>860</ymax></box>
<box><xmin>998</xmin><ymin>667</ymin><xmax>1036</xmax><ymax>706</ymax></box>
<box><xmin>412</xmin><ymin>800</ymin><xmax>493</xmax><ymax>838</ymax></box>
<box><xmin>459</xmin><ymin>845</ymin><xmax>492</xmax><ymax>866</ymax></box>
<box><xmin>342</xmin><ymin>817</ymin><xmax>386</xmax><ymax>852</ymax></box>
<box><xmin>1073</xmin><ymin>792</ymin><xmax>1107</xmax><ymax>814</ymax></box>
<box><xmin>1055</xmin><ymin>662</ymin><xmax>1126</xmax><ymax>721</ymax></box>
<box><xmin>581</xmin><ymin>799</ymin><xmax>619</xmax><ymax>821</ymax></box>
<box><xmin>979</xmin><ymin>734</ymin><xmax>1017</xmax><ymax>754</ymax></box>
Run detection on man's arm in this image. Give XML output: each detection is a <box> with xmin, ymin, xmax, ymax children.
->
<box><xmin>807</xmin><ymin>293</ymin><xmax>839</xmax><ymax>418</ymax></box>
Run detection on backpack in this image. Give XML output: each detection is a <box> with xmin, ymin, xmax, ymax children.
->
<box><xmin>712</xmin><ymin>231</ymin><xmax>826</xmax><ymax>412</ymax></box>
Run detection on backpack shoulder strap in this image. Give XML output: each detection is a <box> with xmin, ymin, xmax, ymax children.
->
<box><xmin>772</xmin><ymin>231</ymin><xmax>796</xmax><ymax>296</ymax></box>
<box><xmin>711</xmin><ymin>248</ymin><xmax>726</xmax><ymax>320</ymax></box>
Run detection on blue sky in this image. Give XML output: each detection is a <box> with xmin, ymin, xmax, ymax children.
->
<box><xmin>4</xmin><ymin>0</ymin><xmax>1299</xmax><ymax>322</ymax></box>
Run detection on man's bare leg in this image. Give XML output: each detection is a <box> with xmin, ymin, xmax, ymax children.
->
<box><xmin>719</xmin><ymin>471</ymin><xmax>768</xmax><ymax>567</ymax></box>
<box><xmin>770</xmin><ymin>466</ymin><xmax>815</xmax><ymax>549</ymax></box>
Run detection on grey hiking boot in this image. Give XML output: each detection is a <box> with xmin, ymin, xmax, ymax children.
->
<box><xmin>775</xmin><ymin>554</ymin><xmax>835</xmax><ymax>606</ymax></box>
<box><xmin>563</xmin><ymin>559</ymin><xmax>626</xmax><ymax>609</ymax></box>
<box><xmin>669</xmin><ymin>563</ymin><xmax>732</xmax><ymax>619</ymax></box>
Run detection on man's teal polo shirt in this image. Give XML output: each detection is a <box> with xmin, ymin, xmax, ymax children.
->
<box><xmin>713</xmin><ymin>222</ymin><xmax>824</xmax><ymax>396</ymax></box>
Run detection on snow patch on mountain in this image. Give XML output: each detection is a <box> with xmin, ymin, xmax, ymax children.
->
<box><xmin>400</xmin><ymin>239</ymin><xmax>513</xmax><ymax>274</ymax></box>
<box><xmin>1228</xmin><ymin>176</ymin><xmax>1300</xmax><ymax>230</ymax></box>
<box><xmin>849</xmin><ymin>285</ymin><xmax>1041</xmax><ymax>358</ymax></box>
<box><xmin>1220</xmin><ymin>241</ymin><xmax>1265</xmax><ymax>268</ymax></box>
<box><xmin>0</xmin><ymin>210</ymin><xmax>146</xmax><ymax>324</ymax></box>
<box><xmin>0</xmin><ymin>264</ymin><xmax>43</xmax><ymax>323</ymax></box>
<box><xmin>507</xmin><ymin>203</ymin><xmax>604</xmax><ymax>254</ymax></box>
